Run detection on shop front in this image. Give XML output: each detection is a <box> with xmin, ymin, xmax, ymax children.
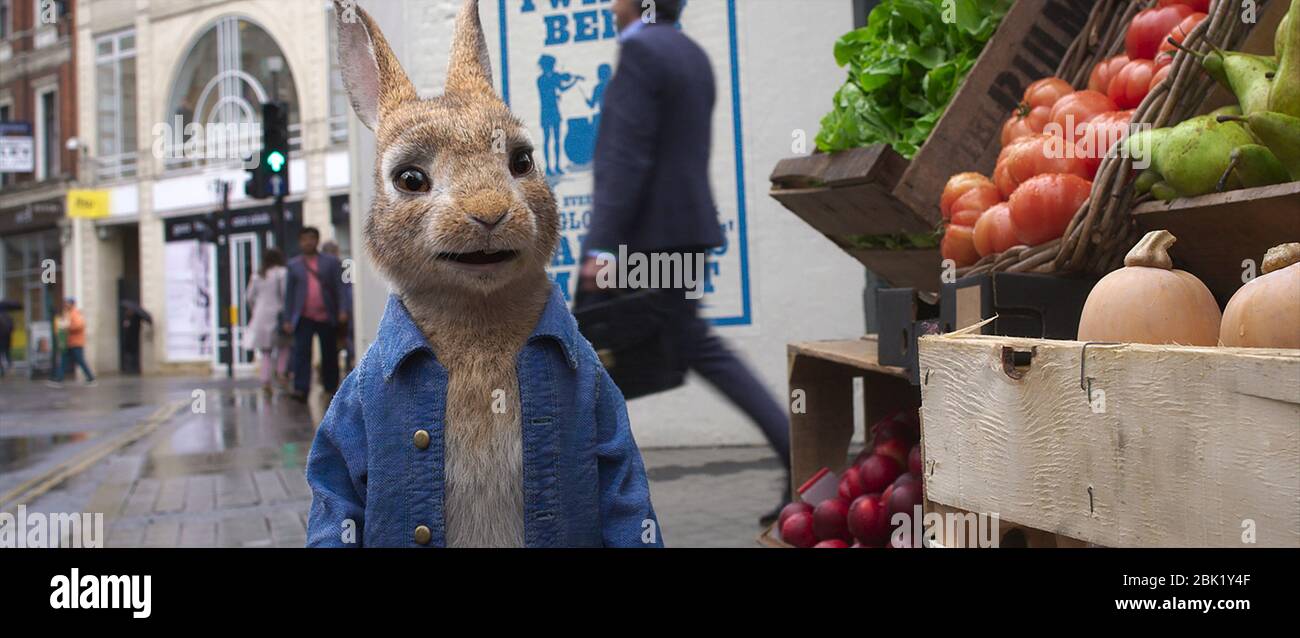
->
<box><xmin>161</xmin><ymin>200</ymin><xmax>302</xmax><ymax>373</ymax></box>
<box><xmin>0</xmin><ymin>198</ymin><xmax>65</xmax><ymax>375</ymax></box>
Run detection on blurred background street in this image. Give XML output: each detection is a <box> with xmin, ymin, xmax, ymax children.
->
<box><xmin>0</xmin><ymin>374</ymin><xmax>785</xmax><ymax>548</ymax></box>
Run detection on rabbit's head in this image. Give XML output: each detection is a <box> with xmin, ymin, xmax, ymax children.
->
<box><xmin>335</xmin><ymin>0</ymin><xmax>558</xmax><ymax>297</ymax></box>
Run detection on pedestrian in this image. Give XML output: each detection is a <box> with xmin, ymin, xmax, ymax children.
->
<box><xmin>319</xmin><ymin>240</ymin><xmax>354</xmax><ymax>375</ymax></box>
<box><xmin>46</xmin><ymin>297</ymin><xmax>96</xmax><ymax>387</ymax></box>
<box><xmin>119</xmin><ymin>300</ymin><xmax>152</xmax><ymax>375</ymax></box>
<box><xmin>577</xmin><ymin>0</ymin><xmax>793</xmax><ymax>524</ymax></box>
<box><xmin>0</xmin><ymin>308</ymin><xmax>12</xmax><ymax>378</ymax></box>
<box><xmin>282</xmin><ymin>227</ymin><xmax>346</xmax><ymax>401</ymax></box>
<box><xmin>247</xmin><ymin>247</ymin><xmax>291</xmax><ymax>393</ymax></box>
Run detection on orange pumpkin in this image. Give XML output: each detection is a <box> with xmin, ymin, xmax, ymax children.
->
<box><xmin>1077</xmin><ymin>230</ymin><xmax>1221</xmax><ymax>346</ymax></box>
<box><xmin>1220</xmin><ymin>243</ymin><xmax>1300</xmax><ymax>348</ymax></box>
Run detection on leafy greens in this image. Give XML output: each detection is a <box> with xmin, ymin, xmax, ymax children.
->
<box><xmin>816</xmin><ymin>0</ymin><xmax>1012</xmax><ymax>159</ymax></box>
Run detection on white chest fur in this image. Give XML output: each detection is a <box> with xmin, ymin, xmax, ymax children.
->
<box><xmin>441</xmin><ymin>350</ymin><xmax>525</xmax><ymax>548</ymax></box>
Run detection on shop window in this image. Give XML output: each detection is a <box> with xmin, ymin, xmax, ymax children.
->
<box><xmin>326</xmin><ymin>3</ymin><xmax>348</xmax><ymax>146</ymax></box>
<box><xmin>164</xmin><ymin>16</ymin><xmax>299</xmax><ymax>173</ymax></box>
<box><xmin>95</xmin><ymin>29</ymin><xmax>138</xmax><ymax>181</ymax></box>
<box><xmin>35</xmin><ymin>87</ymin><xmax>58</xmax><ymax>181</ymax></box>
<box><xmin>1</xmin><ymin>0</ymin><xmax>11</xmax><ymax>40</ymax></box>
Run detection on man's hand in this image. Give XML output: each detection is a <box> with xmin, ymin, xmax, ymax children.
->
<box><xmin>282</xmin><ymin>322</ymin><xmax>293</xmax><ymax>335</ymax></box>
<box><xmin>338</xmin><ymin>311</ymin><xmax>349</xmax><ymax>325</ymax></box>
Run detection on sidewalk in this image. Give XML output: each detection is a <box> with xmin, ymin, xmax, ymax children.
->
<box><xmin>1</xmin><ymin>373</ymin><xmax>784</xmax><ymax>547</ymax></box>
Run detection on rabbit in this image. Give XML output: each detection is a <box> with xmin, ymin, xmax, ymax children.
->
<box><xmin>312</xmin><ymin>0</ymin><xmax>661</xmax><ymax>548</ymax></box>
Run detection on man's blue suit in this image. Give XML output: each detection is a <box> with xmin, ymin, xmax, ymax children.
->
<box><xmin>580</xmin><ymin>20</ymin><xmax>792</xmax><ymax>479</ymax></box>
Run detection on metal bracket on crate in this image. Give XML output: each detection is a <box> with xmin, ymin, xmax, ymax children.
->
<box><xmin>1079</xmin><ymin>342</ymin><xmax>1120</xmax><ymax>406</ymax></box>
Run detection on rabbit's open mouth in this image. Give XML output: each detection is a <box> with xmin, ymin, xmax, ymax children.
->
<box><xmin>436</xmin><ymin>250</ymin><xmax>519</xmax><ymax>266</ymax></box>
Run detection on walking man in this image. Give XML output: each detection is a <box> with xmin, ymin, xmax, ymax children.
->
<box><xmin>578</xmin><ymin>0</ymin><xmax>793</xmax><ymax>523</ymax></box>
<box><xmin>47</xmin><ymin>297</ymin><xmax>96</xmax><ymax>387</ymax></box>
<box><xmin>282</xmin><ymin>227</ymin><xmax>346</xmax><ymax>401</ymax></box>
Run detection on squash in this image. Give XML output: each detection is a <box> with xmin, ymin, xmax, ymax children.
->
<box><xmin>1077</xmin><ymin>230</ymin><xmax>1221</xmax><ymax>345</ymax></box>
<box><xmin>1220</xmin><ymin>243</ymin><xmax>1300</xmax><ymax>348</ymax></box>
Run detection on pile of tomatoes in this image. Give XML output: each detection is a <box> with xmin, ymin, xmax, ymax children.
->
<box><xmin>940</xmin><ymin>0</ymin><xmax>1209</xmax><ymax>267</ymax></box>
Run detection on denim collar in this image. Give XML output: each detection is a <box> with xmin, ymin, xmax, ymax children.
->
<box><xmin>378</xmin><ymin>284</ymin><xmax>581</xmax><ymax>380</ymax></box>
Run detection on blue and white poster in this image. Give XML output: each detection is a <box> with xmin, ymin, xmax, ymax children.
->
<box><xmin>493</xmin><ymin>0</ymin><xmax>752</xmax><ymax>326</ymax></box>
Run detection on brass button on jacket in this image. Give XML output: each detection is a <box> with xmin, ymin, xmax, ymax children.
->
<box><xmin>414</xmin><ymin>525</ymin><xmax>432</xmax><ymax>545</ymax></box>
<box><xmin>413</xmin><ymin>429</ymin><xmax>430</xmax><ymax>450</ymax></box>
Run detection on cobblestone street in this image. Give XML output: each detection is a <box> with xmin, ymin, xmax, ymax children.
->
<box><xmin>1</xmin><ymin>374</ymin><xmax>785</xmax><ymax>548</ymax></box>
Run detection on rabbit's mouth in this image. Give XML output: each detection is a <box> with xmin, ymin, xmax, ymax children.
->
<box><xmin>436</xmin><ymin>250</ymin><xmax>519</xmax><ymax>266</ymax></box>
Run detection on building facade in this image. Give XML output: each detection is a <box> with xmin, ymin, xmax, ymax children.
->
<box><xmin>69</xmin><ymin>0</ymin><xmax>351</xmax><ymax>376</ymax></box>
<box><xmin>1</xmin><ymin>0</ymin><xmax>79</xmax><ymax>374</ymax></box>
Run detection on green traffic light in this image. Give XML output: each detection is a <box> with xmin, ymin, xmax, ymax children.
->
<box><xmin>266</xmin><ymin>150</ymin><xmax>286</xmax><ymax>173</ymax></box>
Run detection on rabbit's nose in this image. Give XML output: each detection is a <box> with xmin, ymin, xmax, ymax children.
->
<box><xmin>469</xmin><ymin>210</ymin><xmax>508</xmax><ymax>231</ymax></box>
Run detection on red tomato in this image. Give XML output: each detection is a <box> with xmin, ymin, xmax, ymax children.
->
<box><xmin>949</xmin><ymin>185</ymin><xmax>1002</xmax><ymax>226</ymax></box>
<box><xmin>1022</xmin><ymin>77</ymin><xmax>1073</xmax><ymax>110</ymax></box>
<box><xmin>1157</xmin><ymin>0</ymin><xmax>1210</xmax><ymax>12</ymax></box>
<box><xmin>940</xmin><ymin>172</ymin><xmax>996</xmax><ymax>221</ymax></box>
<box><xmin>1048</xmin><ymin>91</ymin><xmax>1118</xmax><ymax>144</ymax></box>
<box><xmin>1002</xmin><ymin>104</ymin><xmax>1052</xmax><ymax>146</ymax></box>
<box><xmin>1008</xmin><ymin>173</ymin><xmax>1093</xmax><ymax>246</ymax></box>
<box><xmin>940</xmin><ymin>224</ymin><xmax>980</xmax><ymax>268</ymax></box>
<box><xmin>1148</xmin><ymin>64</ymin><xmax>1173</xmax><ymax>92</ymax></box>
<box><xmin>994</xmin><ymin>134</ymin><xmax>1093</xmax><ymax>199</ymax></box>
<box><xmin>1088</xmin><ymin>55</ymin><xmax>1131</xmax><ymax>93</ymax></box>
<box><xmin>1126</xmin><ymin>4</ymin><xmax>1196</xmax><ymax>60</ymax></box>
<box><xmin>972</xmin><ymin>203</ymin><xmax>1019</xmax><ymax>257</ymax></box>
<box><xmin>1108</xmin><ymin>59</ymin><xmax>1158</xmax><ymax>109</ymax></box>
<box><xmin>1075</xmin><ymin>110</ymin><xmax>1136</xmax><ymax>175</ymax></box>
<box><xmin>1156</xmin><ymin>12</ymin><xmax>1208</xmax><ymax>65</ymax></box>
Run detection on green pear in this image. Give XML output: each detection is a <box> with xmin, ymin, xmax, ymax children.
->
<box><xmin>1270</xmin><ymin>0</ymin><xmax>1300</xmax><ymax>118</ymax></box>
<box><xmin>1209</xmin><ymin>51</ymin><xmax>1278</xmax><ymax>116</ymax></box>
<box><xmin>1217</xmin><ymin>144</ymin><xmax>1291</xmax><ymax>191</ymax></box>
<box><xmin>1220</xmin><ymin>111</ymin><xmax>1300</xmax><ymax>180</ymax></box>
<box><xmin>1155</xmin><ymin>117</ymin><xmax>1257</xmax><ymax>197</ymax></box>
<box><xmin>1281</xmin><ymin>10</ymin><xmax>1293</xmax><ymax>59</ymax></box>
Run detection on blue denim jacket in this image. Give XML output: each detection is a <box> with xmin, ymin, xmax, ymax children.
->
<box><xmin>305</xmin><ymin>285</ymin><xmax>663</xmax><ymax>547</ymax></box>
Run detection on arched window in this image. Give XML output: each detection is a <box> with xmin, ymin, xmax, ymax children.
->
<box><xmin>164</xmin><ymin>16</ymin><xmax>299</xmax><ymax>171</ymax></box>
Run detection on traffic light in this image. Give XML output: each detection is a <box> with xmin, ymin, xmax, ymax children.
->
<box><xmin>243</xmin><ymin>101</ymin><xmax>290</xmax><ymax>199</ymax></box>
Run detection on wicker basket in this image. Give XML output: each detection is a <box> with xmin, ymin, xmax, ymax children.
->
<box><xmin>960</xmin><ymin>0</ymin><xmax>1264</xmax><ymax>278</ymax></box>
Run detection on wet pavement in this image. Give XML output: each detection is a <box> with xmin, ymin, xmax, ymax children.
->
<box><xmin>0</xmin><ymin>372</ymin><xmax>784</xmax><ymax>547</ymax></box>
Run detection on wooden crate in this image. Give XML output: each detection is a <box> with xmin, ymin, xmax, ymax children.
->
<box><xmin>786</xmin><ymin>337</ymin><xmax>917</xmax><ymax>495</ymax></box>
<box><xmin>769</xmin><ymin>0</ymin><xmax>1094</xmax><ymax>290</ymax></box>
<box><xmin>1132</xmin><ymin>181</ymin><xmax>1300</xmax><ymax>305</ymax></box>
<box><xmin>918</xmin><ymin>333</ymin><xmax>1300</xmax><ymax>548</ymax></box>
<box><xmin>758</xmin><ymin>337</ymin><xmax>916</xmax><ymax>547</ymax></box>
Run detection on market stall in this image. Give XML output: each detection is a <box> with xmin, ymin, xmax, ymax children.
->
<box><xmin>764</xmin><ymin>0</ymin><xmax>1300</xmax><ymax>548</ymax></box>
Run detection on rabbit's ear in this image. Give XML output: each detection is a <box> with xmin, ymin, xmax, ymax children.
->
<box><xmin>334</xmin><ymin>0</ymin><xmax>418</xmax><ymax>130</ymax></box>
<box><xmin>445</xmin><ymin>0</ymin><xmax>496</xmax><ymax>99</ymax></box>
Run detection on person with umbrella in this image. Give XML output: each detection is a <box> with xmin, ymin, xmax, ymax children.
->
<box><xmin>0</xmin><ymin>299</ymin><xmax>16</xmax><ymax>378</ymax></box>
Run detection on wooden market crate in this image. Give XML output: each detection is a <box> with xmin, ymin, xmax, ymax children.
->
<box><xmin>757</xmin><ymin>337</ymin><xmax>916</xmax><ymax>547</ymax></box>
<box><xmin>918</xmin><ymin>333</ymin><xmax>1300</xmax><ymax>548</ymax></box>
<box><xmin>1132</xmin><ymin>181</ymin><xmax>1300</xmax><ymax>305</ymax></box>
<box><xmin>787</xmin><ymin>337</ymin><xmax>917</xmax><ymax>495</ymax></box>
<box><xmin>770</xmin><ymin>0</ymin><xmax>1095</xmax><ymax>291</ymax></box>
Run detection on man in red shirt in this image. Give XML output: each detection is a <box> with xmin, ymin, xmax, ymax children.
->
<box><xmin>282</xmin><ymin>227</ymin><xmax>349</xmax><ymax>400</ymax></box>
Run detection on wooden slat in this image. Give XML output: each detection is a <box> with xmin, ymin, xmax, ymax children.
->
<box><xmin>842</xmin><ymin>247</ymin><xmax>942</xmax><ymax>292</ymax></box>
<box><xmin>918</xmin><ymin>334</ymin><xmax>1300</xmax><ymax>548</ymax></box>
<box><xmin>1132</xmin><ymin>181</ymin><xmax>1300</xmax><ymax>304</ymax></box>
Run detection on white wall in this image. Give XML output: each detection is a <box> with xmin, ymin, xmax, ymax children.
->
<box><xmin>351</xmin><ymin>0</ymin><xmax>865</xmax><ymax>448</ymax></box>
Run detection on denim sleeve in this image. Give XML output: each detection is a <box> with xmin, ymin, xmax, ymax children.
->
<box><xmin>305</xmin><ymin>368</ymin><xmax>368</xmax><ymax>547</ymax></box>
<box><xmin>594</xmin><ymin>365</ymin><xmax>664</xmax><ymax>547</ymax></box>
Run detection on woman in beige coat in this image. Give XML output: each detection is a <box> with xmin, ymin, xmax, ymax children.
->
<box><xmin>246</xmin><ymin>248</ymin><xmax>290</xmax><ymax>392</ymax></box>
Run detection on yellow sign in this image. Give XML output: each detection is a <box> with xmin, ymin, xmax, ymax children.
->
<box><xmin>66</xmin><ymin>189</ymin><xmax>111</xmax><ymax>219</ymax></box>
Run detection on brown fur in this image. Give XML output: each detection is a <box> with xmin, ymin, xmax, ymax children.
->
<box><xmin>335</xmin><ymin>0</ymin><xmax>561</xmax><ymax>546</ymax></box>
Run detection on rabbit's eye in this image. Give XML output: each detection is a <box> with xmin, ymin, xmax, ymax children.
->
<box><xmin>509</xmin><ymin>149</ymin><xmax>534</xmax><ymax>177</ymax></box>
<box><xmin>393</xmin><ymin>168</ymin><xmax>430</xmax><ymax>193</ymax></box>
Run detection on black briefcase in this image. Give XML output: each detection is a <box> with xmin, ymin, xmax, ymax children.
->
<box><xmin>574</xmin><ymin>289</ymin><xmax>686</xmax><ymax>400</ymax></box>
